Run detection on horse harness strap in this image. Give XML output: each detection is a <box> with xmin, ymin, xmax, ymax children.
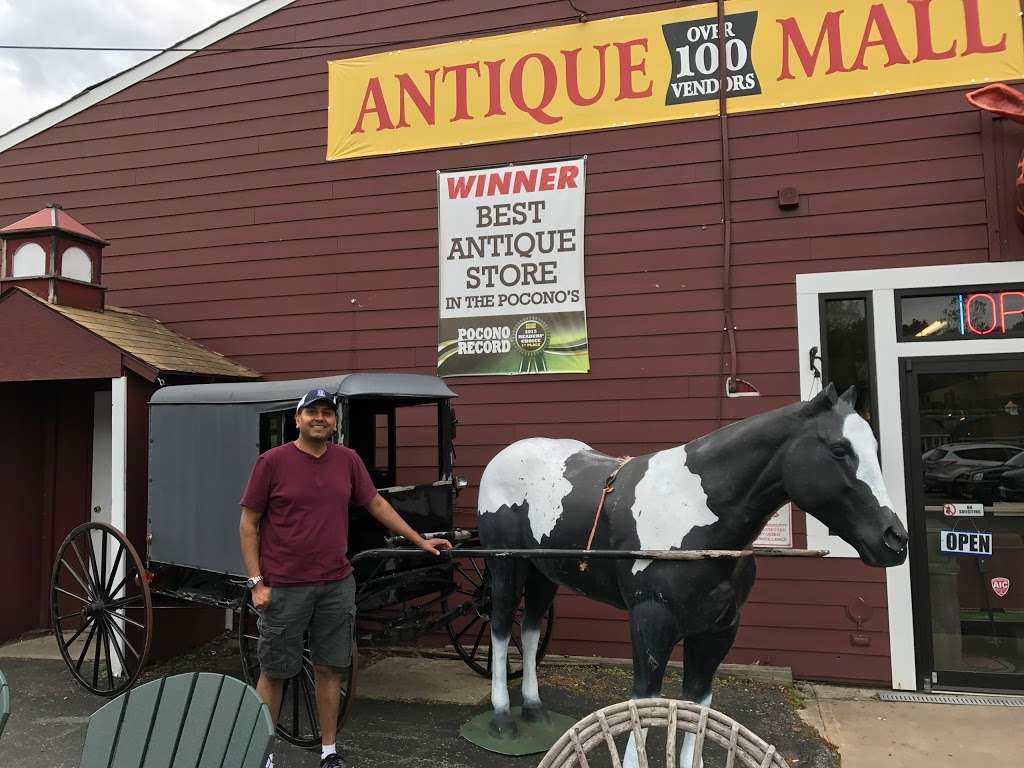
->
<box><xmin>580</xmin><ymin>457</ymin><xmax>633</xmax><ymax>572</ymax></box>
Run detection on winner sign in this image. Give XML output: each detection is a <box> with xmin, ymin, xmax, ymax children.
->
<box><xmin>438</xmin><ymin>158</ymin><xmax>589</xmax><ymax>377</ymax></box>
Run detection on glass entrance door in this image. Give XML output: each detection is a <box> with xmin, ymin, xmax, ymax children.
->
<box><xmin>904</xmin><ymin>356</ymin><xmax>1024</xmax><ymax>692</ymax></box>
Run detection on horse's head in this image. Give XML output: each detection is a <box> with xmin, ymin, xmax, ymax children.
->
<box><xmin>782</xmin><ymin>384</ymin><xmax>908</xmax><ymax>567</ymax></box>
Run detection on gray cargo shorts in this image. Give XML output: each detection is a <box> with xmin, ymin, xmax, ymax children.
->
<box><xmin>256</xmin><ymin>574</ymin><xmax>356</xmax><ymax>679</ymax></box>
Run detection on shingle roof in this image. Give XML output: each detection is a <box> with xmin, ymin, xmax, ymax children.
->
<box><xmin>1</xmin><ymin>206</ymin><xmax>107</xmax><ymax>244</ymax></box>
<box><xmin>15</xmin><ymin>288</ymin><xmax>258</xmax><ymax>380</ymax></box>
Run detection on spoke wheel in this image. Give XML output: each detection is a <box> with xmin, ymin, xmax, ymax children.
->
<box><xmin>444</xmin><ymin>558</ymin><xmax>555</xmax><ymax>679</ymax></box>
<box><xmin>239</xmin><ymin>592</ymin><xmax>357</xmax><ymax>749</ymax></box>
<box><xmin>50</xmin><ymin>521</ymin><xmax>152</xmax><ymax>697</ymax></box>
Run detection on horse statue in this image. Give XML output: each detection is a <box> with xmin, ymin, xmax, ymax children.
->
<box><xmin>477</xmin><ymin>384</ymin><xmax>908</xmax><ymax>765</ymax></box>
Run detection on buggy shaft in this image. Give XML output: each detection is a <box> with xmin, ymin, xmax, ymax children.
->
<box><xmin>349</xmin><ymin>547</ymin><xmax>828</xmax><ymax>565</ymax></box>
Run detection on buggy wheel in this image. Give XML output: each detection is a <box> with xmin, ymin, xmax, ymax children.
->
<box><xmin>50</xmin><ymin>521</ymin><xmax>152</xmax><ymax>697</ymax></box>
<box><xmin>443</xmin><ymin>557</ymin><xmax>555</xmax><ymax>679</ymax></box>
<box><xmin>238</xmin><ymin>591</ymin><xmax>357</xmax><ymax>749</ymax></box>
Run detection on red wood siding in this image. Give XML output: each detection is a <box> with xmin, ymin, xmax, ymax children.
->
<box><xmin>0</xmin><ymin>0</ymin><xmax>1018</xmax><ymax>683</ymax></box>
<box><xmin>0</xmin><ymin>383</ymin><xmax>46</xmax><ymax>642</ymax></box>
<box><xmin>0</xmin><ymin>291</ymin><xmax>122</xmax><ymax>381</ymax></box>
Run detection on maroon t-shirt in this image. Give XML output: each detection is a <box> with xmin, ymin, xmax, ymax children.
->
<box><xmin>239</xmin><ymin>442</ymin><xmax>378</xmax><ymax>586</ymax></box>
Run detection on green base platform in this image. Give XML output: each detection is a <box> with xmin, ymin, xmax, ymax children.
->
<box><xmin>460</xmin><ymin>707</ymin><xmax>577</xmax><ymax>755</ymax></box>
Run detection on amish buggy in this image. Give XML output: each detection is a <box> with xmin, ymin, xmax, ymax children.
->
<box><xmin>49</xmin><ymin>373</ymin><xmax>555</xmax><ymax>749</ymax></box>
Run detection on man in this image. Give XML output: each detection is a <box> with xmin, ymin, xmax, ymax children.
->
<box><xmin>240</xmin><ymin>388</ymin><xmax>451</xmax><ymax>768</ymax></box>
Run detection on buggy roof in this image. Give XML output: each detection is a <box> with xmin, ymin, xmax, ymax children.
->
<box><xmin>151</xmin><ymin>373</ymin><xmax>456</xmax><ymax>406</ymax></box>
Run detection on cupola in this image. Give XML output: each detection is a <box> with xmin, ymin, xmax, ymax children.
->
<box><xmin>0</xmin><ymin>203</ymin><xmax>108</xmax><ymax>311</ymax></box>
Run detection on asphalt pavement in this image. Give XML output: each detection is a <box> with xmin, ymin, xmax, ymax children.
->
<box><xmin>0</xmin><ymin>632</ymin><xmax>834</xmax><ymax>768</ymax></box>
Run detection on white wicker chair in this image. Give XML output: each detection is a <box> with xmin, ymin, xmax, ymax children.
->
<box><xmin>537</xmin><ymin>698</ymin><xmax>790</xmax><ymax>768</ymax></box>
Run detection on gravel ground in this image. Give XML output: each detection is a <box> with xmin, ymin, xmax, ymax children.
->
<box><xmin>1</xmin><ymin>632</ymin><xmax>837</xmax><ymax>768</ymax></box>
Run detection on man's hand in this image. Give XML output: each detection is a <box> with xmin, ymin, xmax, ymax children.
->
<box><xmin>251</xmin><ymin>582</ymin><xmax>272</xmax><ymax>610</ymax></box>
<box><xmin>418</xmin><ymin>537</ymin><xmax>453</xmax><ymax>556</ymax></box>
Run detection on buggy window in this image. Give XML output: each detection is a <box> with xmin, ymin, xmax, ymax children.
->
<box><xmin>347</xmin><ymin>399</ymin><xmax>442</xmax><ymax>488</ymax></box>
<box><xmin>259</xmin><ymin>409</ymin><xmax>341</xmax><ymax>452</ymax></box>
<box><xmin>260</xmin><ymin>411</ymin><xmax>297</xmax><ymax>451</ymax></box>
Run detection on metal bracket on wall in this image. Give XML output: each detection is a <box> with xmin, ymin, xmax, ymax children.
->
<box><xmin>725</xmin><ymin>377</ymin><xmax>760</xmax><ymax>398</ymax></box>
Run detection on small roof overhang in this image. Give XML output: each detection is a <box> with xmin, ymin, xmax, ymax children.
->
<box><xmin>152</xmin><ymin>373</ymin><xmax>457</xmax><ymax>406</ymax></box>
<box><xmin>0</xmin><ymin>287</ymin><xmax>259</xmax><ymax>382</ymax></box>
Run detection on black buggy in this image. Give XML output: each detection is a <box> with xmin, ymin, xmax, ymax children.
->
<box><xmin>49</xmin><ymin>373</ymin><xmax>554</xmax><ymax>748</ymax></box>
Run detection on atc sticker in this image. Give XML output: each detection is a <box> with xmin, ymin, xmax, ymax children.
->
<box><xmin>991</xmin><ymin>578</ymin><xmax>1011</xmax><ymax>598</ymax></box>
<box><xmin>943</xmin><ymin>503</ymin><xmax>984</xmax><ymax>517</ymax></box>
<box><xmin>940</xmin><ymin>530</ymin><xmax>993</xmax><ymax>557</ymax></box>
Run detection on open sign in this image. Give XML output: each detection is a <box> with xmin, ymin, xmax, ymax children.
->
<box><xmin>899</xmin><ymin>289</ymin><xmax>1024</xmax><ymax>341</ymax></box>
<box><xmin>962</xmin><ymin>291</ymin><xmax>1024</xmax><ymax>336</ymax></box>
<box><xmin>940</xmin><ymin>530</ymin><xmax>993</xmax><ymax>557</ymax></box>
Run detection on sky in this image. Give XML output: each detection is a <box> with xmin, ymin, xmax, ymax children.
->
<box><xmin>0</xmin><ymin>0</ymin><xmax>255</xmax><ymax>135</ymax></box>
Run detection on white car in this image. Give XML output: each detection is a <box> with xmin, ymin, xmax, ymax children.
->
<box><xmin>921</xmin><ymin>443</ymin><xmax>1024</xmax><ymax>496</ymax></box>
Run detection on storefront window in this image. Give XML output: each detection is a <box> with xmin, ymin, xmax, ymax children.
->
<box><xmin>820</xmin><ymin>294</ymin><xmax>877</xmax><ymax>434</ymax></box>
<box><xmin>898</xmin><ymin>287</ymin><xmax>1024</xmax><ymax>342</ymax></box>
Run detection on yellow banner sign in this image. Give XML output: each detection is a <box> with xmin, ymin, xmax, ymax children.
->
<box><xmin>327</xmin><ymin>0</ymin><xmax>1023</xmax><ymax>161</ymax></box>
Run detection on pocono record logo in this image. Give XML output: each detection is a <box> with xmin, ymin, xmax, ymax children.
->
<box><xmin>662</xmin><ymin>11</ymin><xmax>761</xmax><ymax>105</ymax></box>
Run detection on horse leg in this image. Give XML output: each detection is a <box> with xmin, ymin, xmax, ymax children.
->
<box><xmin>520</xmin><ymin>566</ymin><xmax>558</xmax><ymax>722</ymax></box>
<box><xmin>678</xmin><ymin>619</ymin><xmax>740</xmax><ymax>768</ymax></box>
<box><xmin>488</xmin><ymin>557</ymin><xmax>528</xmax><ymax>739</ymax></box>
<box><xmin>623</xmin><ymin>599</ymin><xmax>677</xmax><ymax>768</ymax></box>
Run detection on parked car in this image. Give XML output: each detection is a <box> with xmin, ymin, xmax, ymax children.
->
<box><xmin>922</xmin><ymin>443</ymin><xmax>1024</xmax><ymax>497</ymax></box>
<box><xmin>1000</xmin><ymin>464</ymin><xmax>1024</xmax><ymax>502</ymax></box>
<box><xmin>958</xmin><ymin>450</ymin><xmax>1024</xmax><ymax>504</ymax></box>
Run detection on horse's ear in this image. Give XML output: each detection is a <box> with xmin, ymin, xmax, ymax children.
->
<box><xmin>800</xmin><ymin>383</ymin><xmax>838</xmax><ymax>416</ymax></box>
<box><xmin>839</xmin><ymin>385</ymin><xmax>858</xmax><ymax>407</ymax></box>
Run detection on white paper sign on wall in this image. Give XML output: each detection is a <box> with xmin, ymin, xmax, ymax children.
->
<box><xmin>754</xmin><ymin>504</ymin><xmax>792</xmax><ymax>548</ymax></box>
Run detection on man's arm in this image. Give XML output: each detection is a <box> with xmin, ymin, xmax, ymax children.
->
<box><xmin>239</xmin><ymin>506</ymin><xmax>271</xmax><ymax>608</ymax></box>
<box><xmin>364</xmin><ymin>494</ymin><xmax>452</xmax><ymax>555</ymax></box>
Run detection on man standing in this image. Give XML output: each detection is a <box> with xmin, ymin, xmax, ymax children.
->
<box><xmin>240</xmin><ymin>388</ymin><xmax>451</xmax><ymax>768</ymax></box>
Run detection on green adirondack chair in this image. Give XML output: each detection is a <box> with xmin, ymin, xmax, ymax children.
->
<box><xmin>0</xmin><ymin>668</ymin><xmax>10</xmax><ymax>740</ymax></box>
<box><xmin>80</xmin><ymin>672</ymin><xmax>273</xmax><ymax>768</ymax></box>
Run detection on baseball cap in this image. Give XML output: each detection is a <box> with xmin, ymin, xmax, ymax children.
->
<box><xmin>295</xmin><ymin>388</ymin><xmax>337</xmax><ymax>413</ymax></box>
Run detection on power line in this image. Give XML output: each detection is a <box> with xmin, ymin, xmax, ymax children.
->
<box><xmin>0</xmin><ymin>1</ymin><xmax>682</xmax><ymax>61</ymax></box>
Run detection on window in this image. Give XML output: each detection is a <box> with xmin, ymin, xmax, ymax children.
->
<box><xmin>897</xmin><ymin>287</ymin><xmax>1024</xmax><ymax>341</ymax></box>
<box><xmin>819</xmin><ymin>293</ymin><xmax>877</xmax><ymax>433</ymax></box>
<box><xmin>957</xmin><ymin>447</ymin><xmax>1022</xmax><ymax>462</ymax></box>
<box><xmin>61</xmin><ymin>247</ymin><xmax>92</xmax><ymax>282</ymax></box>
<box><xmin>259</xmin><ymin>411</ymin><xmax>298</xmax><ymax>451</ymax></box>
<box><xmin>11</xmin><ymin>242</ymin><xmax>46</xmax><ymax>277</ymax></box>
<box><xmin>348</xmin><ymin>399</ymin><xmax>442</xmax><ymax>488</ymax></box>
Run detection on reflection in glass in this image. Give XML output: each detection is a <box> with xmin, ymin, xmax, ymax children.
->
<box><xmin>901</xmin><ymin>291</ymin><xmax>1024</xmax><ymax>341</ymax></box>
<box><xmin>916</xmin><ymin>370</ymin><xmax>1024</xmax><ymax>681</ymax></box>
<box><xmin>823</xmin><ymin>297</ymin><xmax>874</xmax><ymax>427</ymax></box>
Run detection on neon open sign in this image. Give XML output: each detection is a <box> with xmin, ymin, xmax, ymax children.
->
<box><xmin>899</xmin><ymin>288</ymin><xmax>1024</xmax><ymax>341</ymax></box>
<box><xmin>961</xmin><ymin>292</ymin><xmax>1024</xmax><ymax>336</ymax></box>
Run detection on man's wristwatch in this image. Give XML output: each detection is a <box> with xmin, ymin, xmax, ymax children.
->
<box><xmin>245</xmin><ymin>575</ymin><xmax>264</xmax><ymax>589</ymax></box>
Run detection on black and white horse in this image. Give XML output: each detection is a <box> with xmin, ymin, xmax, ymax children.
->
<box><xmin>477</xmin><ymin>385</ymin><xmax>908</xmax><ymax>764</ymax></box>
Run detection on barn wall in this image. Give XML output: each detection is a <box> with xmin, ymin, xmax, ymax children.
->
<box><xmin>0</xmin><ymin>383</ymin><xmax>46</xmax><ymax>642</ymax></box>
<box><xmin>0</xmin><ymin>0</ymin><xmax>1017</xmax><ymax>683</ymax></box>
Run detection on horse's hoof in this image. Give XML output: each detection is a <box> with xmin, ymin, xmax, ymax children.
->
<box><xmin>488</xmin><ymin>712</ymin><xmax>519</xmax><ymax>739</ymax></box>
<box><xmin>521</xmin><ymin>704</ymin><xmax>549</xmax><ymax>723</ymax></box>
